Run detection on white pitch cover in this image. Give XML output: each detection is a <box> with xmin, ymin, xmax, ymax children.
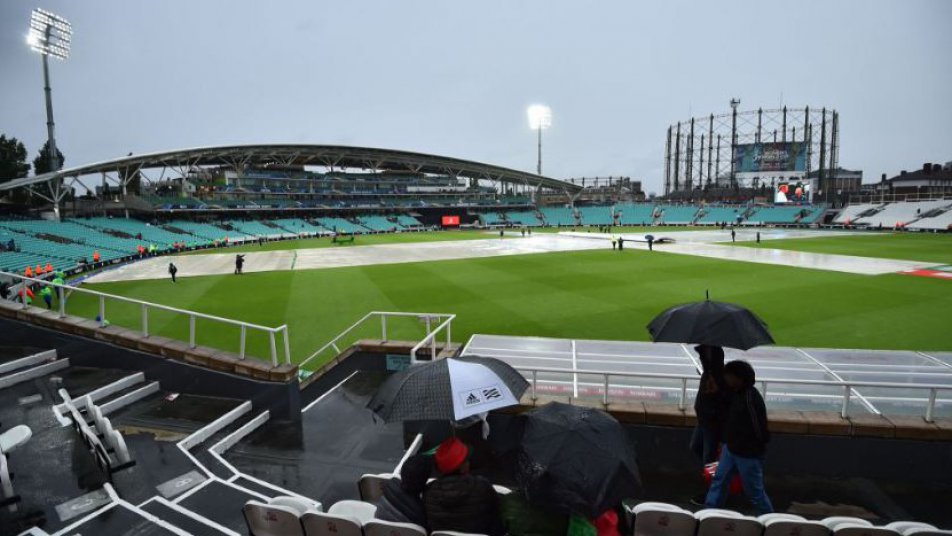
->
<box><xmin>447</xmin><ymin>358</ymin><xmax>519</xmax><ymax>421</ymax></box>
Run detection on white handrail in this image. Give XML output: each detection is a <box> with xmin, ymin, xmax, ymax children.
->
<box><xmin>514</xmin><ymin>364</ymin><xmax>951</xmax><ymax>422</ymax></box>
<box><xmin>299</xmin><ymin>311</ymin><xmax>455</xmax><ymax>371</ymax></box>
<box><xmin>1</xmin><ymin>271</ymin><xmax>290</xmax><ymax>366</ymax></box>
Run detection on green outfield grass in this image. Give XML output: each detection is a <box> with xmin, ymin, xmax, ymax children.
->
<box><xmin>69</xmin><ymin>240</ymin><xmax>952</xmax><ymax>368</ymax></box>
<box><xmin>736</xmin><ymin>232</ymin><xmax>952</xmax><ymax>265</ymax></box>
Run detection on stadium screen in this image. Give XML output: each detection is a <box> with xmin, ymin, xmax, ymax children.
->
<box><xmin>734</xmin><ymin>142</ymin><xmax>807</xmax><ymax>173</ymax></box>
<box><xmin>441</xmin><ymin>215</ymin><xmax>461</xmax><ymax>227</ymax></box>
<box><xmin>775</xmin><ymin>182</ymin><xmax>809</xmax><ymax>203</ymax></box>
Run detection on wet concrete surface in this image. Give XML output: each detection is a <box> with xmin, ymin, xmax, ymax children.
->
<box><xmin>226</xmin><ymin>371</ymin><xmax>405</xmax><ymax>505</ymax></box>
<box><xmin>176</xmin><ymin>480</ymin><xmax>258</xmax><ymax>534</ymax></box>
<box><xmin>63</xmin><ymin>504</ymin><xmax>181</xmax><ymax>535</ymax></box>
<box><xmin>0</xmin><ymin>345</ymin><xmax>44</xmax><ymax>364</ymax></box>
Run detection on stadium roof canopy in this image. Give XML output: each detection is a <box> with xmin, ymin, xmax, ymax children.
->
<box><xmin>0</xmin><ymin>144</ymin><xmax>583</xmax><ymax>193</ymax></box>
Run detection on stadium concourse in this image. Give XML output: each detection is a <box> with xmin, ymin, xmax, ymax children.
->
<box><xmin>82</xmin><ymin>228</ymin><xmax>934</xmax><ymax>284</ymax></box>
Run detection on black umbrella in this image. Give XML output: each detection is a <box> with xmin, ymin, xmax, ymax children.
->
<box><xmin>647</xmin><ymin>293</ymin><xmax>774</xmax><ymax>350</ymax></box>
<box><xmin>515</xmin><ymin>402</ymin><xmax>641</xmax><ymax>518</ymax></box>
<box><xmin>367</xmin><ymin>356</ymin><xmax>529</xmax><ymax>422</ymax></box>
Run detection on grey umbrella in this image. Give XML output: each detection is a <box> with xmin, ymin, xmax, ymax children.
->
<box><xmin>367</xmin><ymin>356</ymin><xmax>529</xmax><ymax>422</ymax></box>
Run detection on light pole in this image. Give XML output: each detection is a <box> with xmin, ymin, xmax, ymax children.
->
<box><xmin>729</xmin><ymin>98</ymin><xmax>740</xmax><ymax>190</ymax></box>
<box><xmin>27</xmin><ymin>8</ymin><xmax>71</xmax><ymax>218</ymax></box>
<box><xmin>527</xmin><ymin>104</ymin><xmax>552</xmax><ymax>175</ymax></box>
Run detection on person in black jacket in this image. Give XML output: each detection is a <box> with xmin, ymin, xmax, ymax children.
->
<box><xmin>423</xmin><ymin>437</ymin><xmax>505</xmax><ymax>536</ymax></box>
<box><xmin>691</xmin><ymin>345</ymin><xmax>728</xmax><ymax>464</ymax></box>
<box><xmin>375</xmin><ymin>454</ymin><xmax>431</xmax><ymax>527</ymax></box>
<box><xmin>704</xmin><ymin>359</ymin><xmax>774</xmax><ymax>514</ymax></box>
<box><xmin>690</xmin><ymin>345</ymin><xmax>729</xmax><ymax>505</ymax></box>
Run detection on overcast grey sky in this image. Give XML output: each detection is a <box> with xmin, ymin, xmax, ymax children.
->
<box><xmin>1</xmin><ymin>0</ymin><xmax>950</xmax><ymax>194</ymax></box>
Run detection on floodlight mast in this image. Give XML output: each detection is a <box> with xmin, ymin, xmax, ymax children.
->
<box><xmin>27</xmin><ymin>8</ymin><xmax>72</xmax><ymax>219</ymax></box>
<box><xmin>527</xmin><ymin>105</ymin><xmax>552</xmax><ymax>176</ymax></box>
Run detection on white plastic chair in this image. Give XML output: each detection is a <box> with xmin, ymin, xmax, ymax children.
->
<box><xmin>270</xmin><ymin>496</ymin><xmax>321</xmax><ymax>515</ymax></box>
<box><xmin>697</xmin><ymin>510</ymin><xmax>763</xmax><ymax>536</ymax></box>
<box><xmin>833</xmin><ymin>524</ymin><xmax>899</xmax><ymax>536</ymax></box>
<box><xmin>107</xmin><ymin>430</ymin><xmax>131</xmax><ymax>465</ymax></box>
<box><xmin>301</xmin><ymin>510</ymin><xmax>362</xmax><ymax>536</ymax></box>
<box><xmin>631</xmin><ymin>503</ymin><xmax>697</xmax><ymax>536</ymax></box>
<box><xmin>764</xmin><ymin>518</ymin><xmax>831</xmax><ymax>536</ymax></box>
<box><xmin>363</xmin><ymin>519</ymin><xmax>427</xmax><ymax>536</ymax></box>
<box><xmin>823</xmin><ymin>518</ymin><xmax>874</xmax><ymax>531</ymax></box>
<box><xmin>327</xmin><ymin>500</ymin><xmax>377</xmax><ymax>525</ymax></box>
<box><xmin>492</xmin><ymin>484</ymin><xmax>512</xmax><ymax>496</ymax></box>
<box><xmin>885</xmin><ymin>523</ymin><xmax>935</xmax><ymax>534</ymax></box>
<box><xmin>358</xmin><ymin>473</ymin><xmax>391</xmax><ymax>502</ymax></box>
<box><xmin>243</xmin><ymin>499</ymin><xmax>306</xmax><ymax>536</ymax></box>
<box><xmin>696</xmin><ymin>509</ymin><xmax>744</xmax><ymax>520</ymax></box>
<box><xmin>759</xmin><ymin>514</ymin><xmax>807</xmax><ymax>524</ymax></box>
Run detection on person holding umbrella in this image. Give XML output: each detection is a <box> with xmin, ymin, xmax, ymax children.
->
<box><xmin>705</xmin><ymin>360</ymin><xmax>774</xmax><ymax>514</ymax></box>
<box><xmin>691</xmin><ymin>345</ymin><xmax>729</xmax><ymax>467</ymax></box>
<box><xmin>424</xmin><ymin>437</ymin><xmax>505</xmax><ymax>536</ymax></box>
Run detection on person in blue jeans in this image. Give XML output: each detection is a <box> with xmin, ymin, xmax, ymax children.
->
<box><xmin>705</xmin><ymin>359</ymin><xmax>774</xmax><ymax>514</ymax></box>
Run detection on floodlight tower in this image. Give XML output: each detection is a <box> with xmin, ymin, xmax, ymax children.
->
<box><xmin>27</xmin><ymin>8</ymin><xmax>71</xmax><ymax>218</ymax></box>
<box><xmin>527</xmin><ymin>104</ymin><xmax>552</xmax><ymax>176</ymax></box>
<box><xmin>729</xmin><ymin>98</ymin><xmax>740</xmax><ymax>189</ymax></box>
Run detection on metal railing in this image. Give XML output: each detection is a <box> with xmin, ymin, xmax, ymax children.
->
<box><xmin>1</xmin><ymin>271</ymin><xmax>290</xmax><ymax>366</ymax></box>
<box><xmin>298</xmin><ymin>311</ymin><xmax>455</xmax><ymax>371</ymax></box>
<box><xmin>514</xmin><ymin>365</ymin><xmax>950</xmax><ymax>422</ymax></box>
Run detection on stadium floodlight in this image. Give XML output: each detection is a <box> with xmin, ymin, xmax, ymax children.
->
<box><xmin>28</xmin><ymin>10</ymin><xmax>71</xmax><ymax>168</ymax></box>
<box><xmin>527</xmin><ymin>104</ymin><xmax>552</xmax><ymax>175</ymax></box>
<box><xmin>26</xmin><ymin>8</ymin><xmax>72</xmax><ymax>220</ymax></box>
<box><xmin>28</xmin><ymin>8</ymin><xmax>72</xmax><ymax>60</ymax></box>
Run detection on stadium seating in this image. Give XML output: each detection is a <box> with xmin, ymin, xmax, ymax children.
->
<box><xmin>271</xmin><ymin>218</ymin><xmax>331</xmax><ymax>235</ymax></box>
<box><xmin>855</xmin><ymin>201</ymin><xmax>952</xmax><ymax>228</ymax></box>
<box><xmin>908</xmin><ymin>206</ymin><xmax>952</xmax><ymax>231</ymax></box>
<box><xmin>697</xmin><ymin>206</ymin><xmax>745</xmax><ymax>225</ymax></box>
<box><xmin>82</xmin><ymin>217</ymin><xmax>189</xmax><ymax>247</ymax></box>
<box><xmin>226</xmin><ymin>220</ymin><xmax>292</xmax><ymax>238</ymax></box>
<box><xmin>394</xmin><ymin>215</ymin><xmax>424</xmax><ymax>228</ymax></box>
<box><xmin>629</xmin><ymin>502</ymin><xmax>698</xmax><ymax>535</ymax></box>
<box><xmin>539</xmin><ymin>207</ymin><xmax>578</xmax><ymax>226</ymax></box>
<box><xmin>358</xmin><ymin>216</ymin><xmax>400</xmax><ymax>232</ymax></box>
<box><xmin>745</xmin><ymin>206</ymin><xmax>812</xmax><ymax>225</ymax></box>
<box><xmin>480</xmin><ymin>212</ymin><xmax>506</xmax><ymax>226</ymax></box>
<box><xmin>655</xmin><ymin>205</ymin><xmax>700</xmax><ymax>224</ymax></box>
<box><xmin>504</xmin><ymin>210</ymin><xmax>543</xmax><ymax>226</ymax></box>
<box><xmin>614</xmin><ymin>203</ymin><xmax>656</xmax><ymax>226</ymax></box>
<box><xmin>834</xmin><ymin>203</ymin><xmax>884</xmax><ymax>224</ymax></box>
<box><xmin>162</xmin><ymin>221</ymin><xmax>232</xmax><ymax>242</ymax></box>
<box><xmin>695</xmin><ymin>509</ymin><xmax>763</xmax><ymax>536</ymax></box>
<box><xmin>317</xmin><ymin>217</ymin><xmax>367</xmax><ymax>234</ymax></box>
<box><xmin>577</xmin><ymin>206</ymin><xmax>614</xmax><ymax>226</ymax></box>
